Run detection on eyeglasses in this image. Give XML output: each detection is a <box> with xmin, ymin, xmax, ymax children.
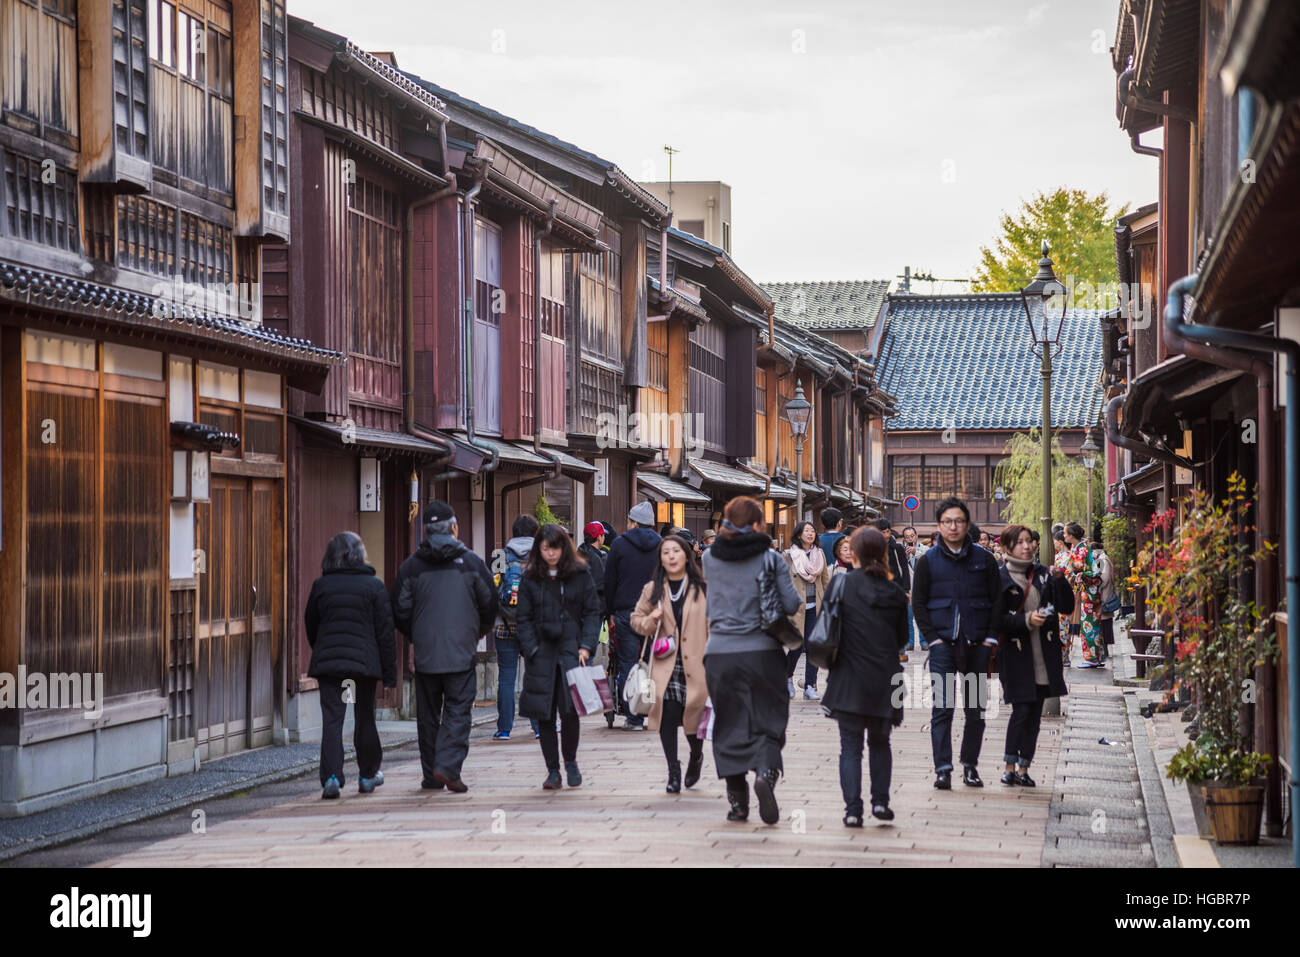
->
<box><xmin>938</xmin><ymin>518</ymin><xmax>968</xmax><ymax>528</ymax></box>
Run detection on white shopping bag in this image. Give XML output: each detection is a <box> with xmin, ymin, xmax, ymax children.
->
<box><xmin>566</xmin><ymin>664</ymin><xmax>615</xmax><ymax>716</ymax></box>
<box><xmin>696</xmin><ymin>696</ymin><xmax>715</xmax><ymax>741</ymax></box>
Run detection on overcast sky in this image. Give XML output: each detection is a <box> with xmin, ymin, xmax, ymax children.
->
<box><xmin>292</xmin><ymin>0</ymin><xmax>1157</xmax><ymax>291</ymax></box>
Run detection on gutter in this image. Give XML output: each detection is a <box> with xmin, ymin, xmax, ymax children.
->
<box><xmin>1166</xmin><ymin>273</ymin><xmax>1299</xmax><ymax>864</ymax></box>
<box><xmin>732</xmin><ymin>457</ymin><xmax>773</xmax><ymax>501</ymax></box>
<box><xmin>1104</xmin><ymin>395</ymin><xmax>1192</xmax><ymax>471</ymax></box>
<box><xmin>532</xmin><ymin>199</ymin><xmax>564</xmax><ymax>477</ymax></box>
<box><xmin>1118</xmin><ymin>70</ymin><xmax>1165</xmax><ymax>158</ymax></box>
<box><xmin>462</xmin><ymin>160</ymin><xmax>499</xmax><ymax>472</ymax></box>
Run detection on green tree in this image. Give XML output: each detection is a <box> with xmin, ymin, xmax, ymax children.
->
<box><xmin>994</xmin><ymin>429</ymin><xmax>1103</xmax><ymax>533</ymax></box>
<box><xmin>972</xmin><ymin>188</ymin><xmax>1130</xmax><ymax>293</ymax></box>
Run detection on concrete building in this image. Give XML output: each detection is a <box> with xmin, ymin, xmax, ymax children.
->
<box><xmin>637</xmin><ymin>181</ymin><xmax>732</xmax><ymax>254</ymax></box>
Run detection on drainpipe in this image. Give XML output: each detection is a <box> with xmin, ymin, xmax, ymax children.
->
<box><xmin>1118</xmin><ymin>70</ymin><xmax>1164</xmax><ymax>159</ymax></box>
<box><xmin>1166</xmin><ymin>273</ymin><xmax>1300</xmax><ymax>866</ymax></box>
<box><xmin>498</xmin><ymin>464</ymin><xmax>561</xmax><ymax>543</ymax></box>
<box><xmin>462</xmin><ymin>160</ymin><xmax>498</xmax><ymax>472</ymax></box>
<box><xmin>1104</xmin><ymin>395</ymin><xmax>1193</xmax><ymax>471</ymax></box>
<box><xmin>533</xmin><ymin>200</ymin><xmax>557</xmax><ymax>456</ymax></box>
<box><xmin>437</xmin><ymin>117</ymin><xmax>449</xmax><ymax>178</ymax></box>
<box><xmin>732</xmin><ymin>457</ymin><xmax>773</xmax><ymax>501</ymax></box>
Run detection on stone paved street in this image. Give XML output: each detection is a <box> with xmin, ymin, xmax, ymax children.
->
<box><xmin>7</xmin><ymin>651</ymin><xmax>1130</xmax><ymax>868</ymax></box>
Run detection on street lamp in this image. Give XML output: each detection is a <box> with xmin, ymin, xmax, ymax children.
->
<box><xmin>786</xmin><ymin>382</ymin><xmax>812</xmax><ymax>521</ymax></box>
<box><xmin>1080</xmin><ymin>429</ymin><xmax>1099</xmax><ymax>544</ymax></box>
<box><xmin>1020</xmin><ymin>241</ymin><xmax>1068</xmax><ymax>566</ymax></box>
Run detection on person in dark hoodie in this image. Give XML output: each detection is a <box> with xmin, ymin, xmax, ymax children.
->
<box><xmin>577</xmin><ymin>521</ymin><xmax>609</xmax><ymax>615</ymax></box>
<box><xmin>603</xmin><ymin>500</ymin><xmax>662</xmax><ymax>730</ymax></box>
<box><xmin>821</xmin><ymin>528</ymin><xmax>909</xmax><ymax>825</ymax></box>
<box><xmin>305</xmin><ymin>532</ymin><xmax>396</xmax><ymax>799</ymax></box>
<box><xmin>392</xmin><ymin>501</ymin><xmax>498</xmax><ymax>792</ymax></box>
<box><xmin>493</xmin><ymin>515</ymin><xmax>541</xmax><ymax>740</ymax></box>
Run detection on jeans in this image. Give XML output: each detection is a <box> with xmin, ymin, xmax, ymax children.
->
<box><xmin>1004</xmin><ymin>686</ymin><xmax>1048</xmax><ymax>768</ymax></box>
<box><xmin>905</xmin><ymin>604</ymin><xmax>916</xmax><ymax>649</ymax></box>
<box><xmin>317</xmin><ymin>674</ymin><xmax>382</xmax><ymax>787</ymax></box>
<box><xmin>538</xmin><ymin>710</ymin><xmax>580</xmax><ymax>770</ymax></box>
<box><xmin>786</xmin><ymin>606</ymin><xmax>819</xmax><ymax>688</ymax></box>
<box><xmin>927</xmin><ymin>639</ymin><xmax>990</xmax><ymax>773</ymax></box>
<box><xmin>836</xmin><ymin>712</ymin><xmax>892</xmax><ymax>815</ymax></box>
<box><xmin>495</xmin><ymin>636</ymin><xmax>538</xmax><ymax>736</ymax></box>
<box><xmin>414</xmin><ymin>669</ymin><xmax>476</xmax><ymax>782</ymax></box>
<box><xmin>614</xmin><ymin>610</ymin><xmax>645</xmax><ymax>726</ymax></box>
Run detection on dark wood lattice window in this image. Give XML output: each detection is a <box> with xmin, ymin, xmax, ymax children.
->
<box><xmin>347</xmin><ymin>175</ymin><xmax>401</xmax><ymax>362</ymax></box>
<box><xmin>82</xmin><ymin>183</ymin><xmax>116</xmax><ymax>262</ymax></box>
<box><xmin>118</xmin><ymin>194</ymin><xmax>176</xmax><ymax>276</ymax></box>
<box><xmin>1</xmin><ymin>149</ymin><xmax>79</xmax><ymax>251</ymax></box>
<box><xmin>180</xmin><ymin>210</ymin><xmax>233</xmax><ymax>285</ymax></box>
<box><xmin>579</xmin><ymin>360</ymin><xmax>621</xmax><ymax>434</ymax></box>
<box><xmin>113</xmin><ymin>0</ymin><xmax>150</xmax><ymax>161</ymax></box>
<box><xmin>259</xmin><ymin>0</ymin><xmax>289</xmax><ymax>219</ymax></box>
<box><xmin>579</xmin><ymin>223</ymin><xmax>621</xmax><ymax>365</ymax></box>
<box><xmin>647</xmin><ymin>320</ymin><xmax>667</xmax><ymax>391</ymax></box>
<box><xmin>689</xmin><ymin>322</ymin><xmax>726</xmax><ymax>451</ymax></box>
<box><xmin>1</xmin><ymin>0</ymin><xmax>79</xmax><ymax>145</ymax></box>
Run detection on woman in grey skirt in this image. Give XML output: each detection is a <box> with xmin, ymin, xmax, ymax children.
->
<box><xmin>701</xmin><ymin>496</ymin><xmax>801</xmax><ymax>825</ymax></box>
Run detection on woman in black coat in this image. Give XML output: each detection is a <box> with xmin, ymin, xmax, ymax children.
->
<box><xmin>995</xmin><ymin>524</ymin><xmax>1074</xmax><ymax>787</ymax></box>
<box><xmin>821</xmin><ymin>528</ymin><xmax>909</xmax><ymax>826</ymax></box>
<box><xmin>304</xmin><ymin>532</ymin><xmax>396</xmax><ymax>799</ymax></box>
<box><xmin>516</xmin><ymin>523</ymin><xmax>602</xmax><ymax>790</ymax></box>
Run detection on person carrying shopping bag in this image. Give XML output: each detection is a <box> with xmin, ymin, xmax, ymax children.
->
<box><xmin>630</xmin><ymin>534</ymin><xmax>710</xmax><ymax>794</ymax></box>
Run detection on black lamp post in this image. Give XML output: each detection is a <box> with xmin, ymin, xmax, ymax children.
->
<box><xmin>1020</xmin><ymin>241</ymin><xmax>1068</xmax><ymax>565</ymax></box>
<box><xmin>1081</xmin><ymin>429</ymin><xmax>1099</xmax><ymax>542</ymax></box>
<box><xmin>786</xmin><ymin>382</ymin><xmax>812</xmax><ymax>521</ymax></box>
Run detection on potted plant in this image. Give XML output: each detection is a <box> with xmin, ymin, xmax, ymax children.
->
<box><xmin>1138</xmin><ymin>473</ymin><xmax>1276</xmax><ymax>846</ymax></box>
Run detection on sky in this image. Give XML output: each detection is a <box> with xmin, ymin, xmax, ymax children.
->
<box><xmin>291</xmin><ymin>0</ymin><xmax>1158</xmax><ymax>291</ymax></box>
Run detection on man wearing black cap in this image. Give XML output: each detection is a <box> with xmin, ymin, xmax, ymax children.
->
<box><xmin>393</xmin><ymin>501</ymin><xmax>498</xmax><ymax>791</ymax></box>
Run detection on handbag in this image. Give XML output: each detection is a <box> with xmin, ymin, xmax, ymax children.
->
<box><xmin>1101</xmin><ymin>593</ymin><xmax>1122</xmax><ymax>615</ymax></box>
<box><xmin>806</xmin><ymin>574</ymin><xmax>845</xmax><ymax>669</ymax></box>
<box><xmin>622</xmin><ymin>637</ymin><xmax>656</xmax><ymax>716</ymax></box>
<box><xmin>696</xmin><ymin>696</ymin><xmax>715</xmax><ymax>741</ymax></box>
<box><xmin>651</xmin><ymin>599</ymin><xmax>677</xmax><ymax>660</ymax></box>
<box><xmin>758</xmin><ymin>551</ymin><xmax>803</xmax><ymax>650</ymax></box>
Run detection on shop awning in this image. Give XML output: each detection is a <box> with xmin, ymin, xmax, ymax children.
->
<box><xmin>638</xmin><ymin>472</ymin><xmax>713</xmax><ymax>505</ymax></box>
<box><xmin>687</xmin><ymin>458</ymin><xmax>767</xmax><ymax>493</ymax></box>
<box><xmin>525</xmin><ymin>444</ymin><xmax>598</xmax><ymax>479</ymax></box>
<box><xmin>290</xmin><ymin>416</ymin><xmax>450</xmax><ymax>464</ymax></box>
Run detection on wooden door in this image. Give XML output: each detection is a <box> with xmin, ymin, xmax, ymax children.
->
<box><xmin>196</xmin><ymin>475</ymin><xmax>279</xmax><ymax>758</ymax></box>
<box><xmin>473</xmin><ymin>219</ymin><xmax>502</xmax><ymax>435</ymax></box>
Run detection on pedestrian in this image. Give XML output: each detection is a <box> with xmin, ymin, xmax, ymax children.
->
<box><xmin>702</xmin><ymin>496</ymin><xmax>801</xmax><ymax>825</ymax></box>
<box><xmin>1094</xmin><ymin>540</ymin><xmax>1118</xmax><ymax>662</ymax></box>
<box><xmin>515</xmin><ymin>523</ymin><xmax>602</xmax><ymax>789</ymax></box>
<box><xmin>996</xmin><ymin>524</ymin><xmax>1073</xmax><ymax>785</ymax></box>
<box><xmin>305</xmin><ymin>532</ymin><xmax>396</xmax><ymax>799</ymax></box>
<box><xmin>701</xmin><ymin>527</ymin><xmax>717</xmax><ymax>554</ymax></box>
<box><xmin>785</xmin><ymin>520</ymin><xmax>829</xmax><ymax>701</ymax></box>
<box><xmin>822</xmin><ymin>527</ymin><xmax>909</xmax><ymax>825</ymax></box>
<box><xmin>818</xmin><ymin>507</ymin><xmax>844</xmax><ymax>564</ymax></box>
<box><xmin>875</xmin><ymin>517</ymin><xmax>913</xmax><ymax>663</ymax></box>
<box><xmin>493</xmin><ymin>514</ymin><xmax>542</xmax><ymax>740</ymax></box>
<box><xmin>630</xmin><ymin>534</ymin><xmax>709</xmax><ymax>793</ymax></box>
<box><xmin>577</xmin><ymin>520</ymin><xmax>610</xmax><ymax>614</ymax></box>
<box><xmin>911</xmin><ymin>496</ymin><xmax>1004</xmax><ymax>790</ymax></box>
<box><xmin>903</xmin><ymin>524</ymin><xmax>926</xmax><ymax>652</ymax></box>
<box><xmin>393</xmin><ymin>502</ymin><xmax>499</xmax><ymax>793</ymax></box>
<box><xmin>976</xmin><ymin>527</ymin><xmax>992</xmax><ymax>550</ymax></box>
<box><xmin>830</xmin><ymin>534</ymin><xmax>855</xmax><ymax>577</ymax></box>
<box><xmin>604</xmin><ymin>501</ymin><xmax>663</xmax><ymax>730</ymax></box>
<box><xmin>1051</xmin><ymin>527</ymin><xmax>1075</xmax><ymax>667</ymax></box>
<box><xmin>1063</xmin><ymin>522</ymin><xmax>1104</xmax><ymax>668</ymax></box>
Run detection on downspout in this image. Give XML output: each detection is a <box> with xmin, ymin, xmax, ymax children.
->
<box><xmin>1104</xmin><ymin>395</ymin><xmax>1192</xmax><ymax>471</ymax></box>
<box><xmin>498</xmin><ymin>465</ymin><xmax>561</xmax><ymax>543</ymax></box>
<box><xmin>732</xmin><ymin>457</ymin><xmax>772</xmax><ymax>501</ymax></box>
<box><xmin>1118</xmin><ymin>70</ymin><xmax>1164</xmax><ymax>159</ymax></box>
<box><xmin>1166</xmin><ymin>273</ymin><xmax>1300</xmax><ymax>866</ymax></box>
<box><xmin>533</xmin><ymin>200</ymin><xmax>557</xmax><ymax>456</ymax></box>
<box><xmin>462</xmin><ymin>160</ymin><xmax>498</xmax><ymax>472</ymax></box>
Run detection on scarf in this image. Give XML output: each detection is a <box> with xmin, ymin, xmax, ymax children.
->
<box><xmin>1005</xmin><ymin>555</ymin><xmax>1048</xmax><ymax>685</ymax></box>
<box><xmin>789</xmin><ymin>543</ymin><xmax>825</xmax><ymax>581</ymax></box>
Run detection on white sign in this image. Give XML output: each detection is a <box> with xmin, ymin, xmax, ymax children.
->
<box><xmin>1174</xmin><ymin>466</ymin><xmax>1193</xmax><ymax>486</ymax></box>
<box><xmin>593</xmin><ymin>457</ymin><xmax>609</xmax><ymax>497</ymax></box>
<box><xmin>190</xmin><ymin>451</ymin><xmax>210</xmax><ymax>502</ymax></box>
<box><xmin>360</xmin><ymin>457</ymin><xmax>381</xmax><ymax>512</ymax></box>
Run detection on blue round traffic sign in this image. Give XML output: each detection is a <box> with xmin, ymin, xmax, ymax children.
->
<box><xmin>903</xmin><ymin>496</ymin><xmax>919</xmax><ymax>511</ymax></box>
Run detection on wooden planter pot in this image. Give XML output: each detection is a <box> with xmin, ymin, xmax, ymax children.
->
<box><xmin>1186</xmin><ymin>782</ymin><xmax>1214</xmax><ymax>839</ymax></box>
<box><xmin>1201</xmin><ymin>783</ymin><xmax>1264</xmax><ymax>846</ymax></box>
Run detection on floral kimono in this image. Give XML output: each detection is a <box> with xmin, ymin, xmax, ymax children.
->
<box><xmin>1066</xmin><ymin>541</ymin><xmax>1103</xmax><ymax>665</ymax></box>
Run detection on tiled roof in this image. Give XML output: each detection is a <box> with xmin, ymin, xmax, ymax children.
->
<box><xmin>876</xmin><ymin>293</ymin><xmax>1105</xmax><ymax>431</ymax></box>
<box><xmin>762</xmin><ymin>280</ymin><xmax>891</xmax><ymax>331</ymax></box>
<box><xmin>638</xmin><ymin>472</ymin><xmax>713</xmax><ymax>505</ymax></box>
<box><xmin>687</xmin><ymin>458</ymin><xmax>767</xmax><ymax>493</ymax></box>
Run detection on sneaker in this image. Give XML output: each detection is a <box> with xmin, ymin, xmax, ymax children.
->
<box><xmin>565</xmin><ymin>761</ymin><xmax>583</xmax><ymax>788</ymax></box>
<box><xmin>787</xmin><ymin>679</ymin><xmax>796</xmax><ymax>699</ymax></box>
<box><xmin>492</xmin><ymin>731</ymin><xmax>510</xmax><ymax>740</ymax></box>
<box><xmin>623</xmin><ymin>719</ymin><xmax>647</xmax><ymax>732</ymax></box>
<box><xmin>321</xmin><ymin>775</ymin><xmax>341</xmax><ymax>800</ymax></box>
<box><xmin>534</xmin><ymin>730</ymin><xmax>541</xmax><ymax>739</ymax></box>
<box><xmin>372</xmin><ymin>771</ymin><xmax>384</xmax><ymax>787</ymax></box>
<box><xmin>1076</xmin><ymin>660</ymin><xmax>1098</xmax><ymax>669</ymax></box>
<box><xmin>843</xmin><ymin>813</ymin><xmax>864</xmax><ymax>828</ymax></box>
<box><xmin>358</xmin><ymin>775</ymin><xmax>380</xmax><ymax>794</ymax></box>
<box><xmin>803</xmin><ymin>685</ymin><xmax>820</xmax><ymax>701</ymax></box>
<box><xmin>871</xmin><ymin>804</ymin><xmax>894</xmax><ymax>821</ymax></box>
<box><xmin>543</xmin><ymin>769</ymin><xmax>563</xmax><ymax>790</ymax></box>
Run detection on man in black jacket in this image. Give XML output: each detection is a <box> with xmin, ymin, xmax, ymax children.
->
<box><xmin>603</xmin><ymin>500</ymin><xmax>662</xmax><ymax>730</ymax></box>
<box><xmin>911</xmin><ymin>496</ymin><xmax>1004</xmax><ymax>790</ymax></box>
<box><xmin>393</xmin><ymin>501</ymin><xmax>498</xmax><ymax>791</ymax></box>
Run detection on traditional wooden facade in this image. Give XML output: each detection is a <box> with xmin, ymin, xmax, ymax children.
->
<box><xmin>0</xmin><ymin>0</ymin><xmax>339</xmax><ymax>816</ymax></box>
<box><xmin>1106</xmin><ymin>0</ymin><xmax>1300</xmax><ymax>840</ymax></box>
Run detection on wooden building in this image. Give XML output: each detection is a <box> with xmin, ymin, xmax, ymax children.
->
<box><xmin>1106</xmin><ymin>0</ymin><xmax>1300</xmax><ymax>839</ymax></box>
<box><xmin>0</xmin><ymin>0</ymin><xmax>340</xmax><ymax>816</ymax></box>
<box><xmin>874</xmin><ymin>293</ymin><xmax>1103</xmax><ymax>537</ymax></box>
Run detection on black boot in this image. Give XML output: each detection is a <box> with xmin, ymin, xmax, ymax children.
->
<box><xmin>666</xmin><ymin>761</ymin><xmax>681</xmax><ymax>794</ymax></box>
<box><xmin>726</xmin><ymin>783</ymin><xmax>749</xmax><ymax>822</ymax></box>
<box><xmin>684</xmin><ymin>746</ymin><xmax>704</xmax><ymax>789</ymax></box>
<box><xmin>754</xmin><ymin>767</ymin><xmax>781</xmax><ymax>825</ymax></box>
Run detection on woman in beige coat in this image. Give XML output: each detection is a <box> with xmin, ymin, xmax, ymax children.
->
<box><xmin>785</xmin><ymin>521</ymin><xmax>830</xmax><ymax>700</ymax></box>
<box><xmin>630</xmin><ymin>534</ymin><xmax>709</xmax><ymax>793</ymax></box>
